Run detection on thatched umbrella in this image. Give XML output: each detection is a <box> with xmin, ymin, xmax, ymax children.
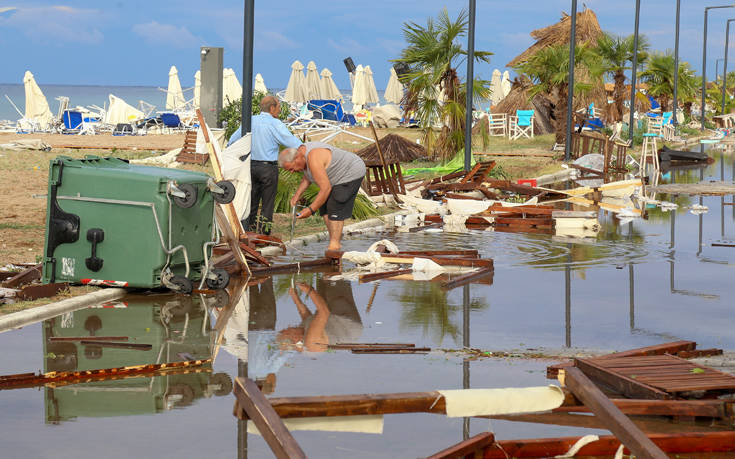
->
<box><xmin>355</xmin><ymin>133</ymin><xmax>426</xmax><ymax>166</ymax></box>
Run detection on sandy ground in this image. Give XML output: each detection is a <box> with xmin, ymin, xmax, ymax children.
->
<box><xmin>0</xmin><ymin>132</ymin><xmax>186</xmax><ymax>151</ymax></box>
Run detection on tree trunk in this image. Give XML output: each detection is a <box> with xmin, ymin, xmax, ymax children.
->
<box><xmin>553</xmin><ymin>86</ymin><xmax>568</xmax><ymax>145</ymax></box>
<box><xmin>683</xmin><ymin>102</ymin><xmax>693</xmax><ymax>119</ymax></box>
<box><xmin>613</xmin><ymin>71</ymin><xmax>626</xmax><ymax>122</ymax></box>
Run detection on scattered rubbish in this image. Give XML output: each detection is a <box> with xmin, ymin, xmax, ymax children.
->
<box><xmin>689</xmin><ymin>204</ymin><xmax>709</xmax><ymax>215</ymax></box>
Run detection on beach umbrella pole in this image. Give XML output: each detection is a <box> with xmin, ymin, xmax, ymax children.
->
<box><xmin>241</xmin><ymin>0</ymin><xmax>255</xmax><ymax>135</ymax></box>
<box><xmin>464</xmin><ymin>0</ymin><xmax>476</xmax><ymax>172</ymax></box>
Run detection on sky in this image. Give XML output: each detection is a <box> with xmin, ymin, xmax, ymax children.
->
<box><xmin>1</xmin><ymin>0</ymin><xmax>734</xmax><ymax>90</ymax></box>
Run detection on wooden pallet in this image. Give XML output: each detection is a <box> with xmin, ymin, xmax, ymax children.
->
<box><xmin>176</xmin><ymin>130</ymin><xmax>209</xmax><ymax>165</ymax></box>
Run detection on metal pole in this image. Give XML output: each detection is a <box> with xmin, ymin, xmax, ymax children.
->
<box><xmin>673</xmin><ymin>0</ymin><xmax>681</xmax><ymax>125</ymax></box>
<box><xmin>241</xmin><ymin>0</ymin><xmax>255</xmax><ymax>136</ymax></box>
<box><xmin>702</xmin><ymin>9</ymin><xmax>710</xmax><ymax>131</ymax></box>
<box><xmin>564</xmin><ymin>0</ymin><xmax>577</xmax><ymax>161</ymax></box>
<box><xmin>464</xmin><ymin>0</ymin><xmax>476</xmax><ymax>172</ymax></box>
<box><xmin>628</xmin><ymin>0</ymin><xmax>641</xmax><ymax>142</ymax></box>
<box><xmin>723</xmin><ymin>20</ymin><xmax>735</xmax><ymax>114</ymax></box>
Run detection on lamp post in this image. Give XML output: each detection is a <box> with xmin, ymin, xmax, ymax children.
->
<box><xmin>464</xmin><ymin>0</ymin><xmax>476</xmax><ymax>172</ymax></box>
<box><xmin>628</xmin><ymin>0</ymin><xmax>641</xmax><ymax>142</ymax></box>
<box><xmin>241</xmin><ymin>0</ymin><xmax>255</xmax><ymax>136</ymax></box>
<box><xmin>673</xmin><ymin>0</ymin><xmax>681</xmax><ymax>125</ymax></box>
<box><xmin>722</xmin><ymin>19</ymin><xmax>735</xmax><ymax>114</ymax></box>
<box><xmin>702</xmin><ymin>5</ymin><xmax>735</xmax><ymax>131</ymax></box>
<box><xmin>564</xmin><ymin>0</ymin><xmax>577</xmax><ymax>161</ymax></box>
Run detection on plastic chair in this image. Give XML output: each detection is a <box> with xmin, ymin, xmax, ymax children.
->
<box><xmin>487</xmin><ymin>112</ymin><xmax>508</xmax><ymax>137</ymax></box>
<box><xmin>161</xmin><ymin>112</ymin><xmax>183</xmax><ymax>133</ymax></box>
<box><xmin>640</xmin><ymin>132</ymin><xmax>660</xmax><ymax>175</ymax></box>
<box><xmin>509</xmin><ymin>109</ymin><xmax>534</xmax><ymax>140</ymax></box>
<box><xmin>62</xmin><ymin>110</ymin><xmax>95</xmax><ymax>135</ymax></box>
<box><xmin>307</xmin><ymin>99</ymin><xmax>345</xmax><ymax>123</ymax></box>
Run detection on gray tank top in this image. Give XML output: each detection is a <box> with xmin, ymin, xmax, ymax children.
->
<box><xmin>303</xmin><ymin>141</ymin><xmax>366</xmax><ymax>185</ymax></box>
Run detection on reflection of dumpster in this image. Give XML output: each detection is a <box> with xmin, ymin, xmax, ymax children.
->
<box><xmin>43</xmin><ymin>294</ymin><xmax>232</xmax><ymax>424</ymax></box>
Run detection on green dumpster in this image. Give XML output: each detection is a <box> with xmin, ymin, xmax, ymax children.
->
<box><xmin>42</xmin><ymin>156</ymin><xmax>219</xmax><ymax>292</ymax></box>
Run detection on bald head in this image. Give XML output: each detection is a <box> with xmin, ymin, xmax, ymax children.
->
<box><xmin>260</xmin><ymin>95</ymin><xmax>280</xmax><ymax>116</ymax></box>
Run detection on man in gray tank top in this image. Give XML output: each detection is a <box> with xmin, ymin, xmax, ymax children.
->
<box><xmin>278</xmin><ymin>142</ymin><xmax>366</xmax><ymax>253</ymax></box>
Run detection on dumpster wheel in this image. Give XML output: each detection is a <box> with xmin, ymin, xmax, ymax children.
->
<box><xmin>210</xmin><ymin>372</ymin><xmax>233</xmax><ymax>396</ymax></box>
<box><xmin>213</xmin><ymin>180</ymin><xmax>236</xmax><ymax>204</ymax></box>
<box><xmin>169</xmin><ymin>275</ymin><xmax>193</xmax><ymax>294</ymax></box>
<box><xmin>206</xmin><ymin>268</ymin><xmax>230</xmax><ymax>290</ymax></box>
<box><xmin>173</xmin><ymin>183</ymin><xmax>198</xmax><ymax>208</ymax></box>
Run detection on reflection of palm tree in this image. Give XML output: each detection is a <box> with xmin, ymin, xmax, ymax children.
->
<box><xmin>392</xmin><ymin>282</ymin><xmax>487</xmax><ymax>346</ymax></box>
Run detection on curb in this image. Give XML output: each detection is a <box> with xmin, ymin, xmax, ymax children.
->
<box><xmin>0</xmin><ymin>288</ymin><xmax>127</xmax><ymax>333</ymax></box>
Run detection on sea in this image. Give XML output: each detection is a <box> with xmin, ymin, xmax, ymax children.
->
<box><xmin>0</xmin><ymin>84</ymin><xmax>379</xmax><ymax>122</ymax></box>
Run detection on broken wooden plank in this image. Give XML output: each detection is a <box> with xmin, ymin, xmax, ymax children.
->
<box><xmin>440</xmin><ymin>267</ymin><xmax>494</xmax><ymax>291</ymax></box>
<box><xmin>564</xmin><ymin>366</ymin><xmax>669</xmax><ymax>459</ymax></box>
<box><xmin>574</xmin><ymin>358</ymin><xmax>673</xmax><ymax>400</ymax></box>
<box><xmin>556</xmin><ymin>398</ymin><xmax>729</xmax><ymax>419</ymax></box>
<box><xmin>16</xmin><ymin>282</ymin><xmax>68</xmax><ymax>301</ymax></box>
<box><xmin>476</xmin><ymin>150</ymin><xmax>554</xmax><ymax>158</ymax></box>
<box><xmin>398</xmin><ymin>250</ymin><xmax>479</xmax><ymax>258</ymax></box>
<box><xmin>378</xmin><ymin>254</ymin><xmax>493</xmax><ymax>269</ymax></box>
<box><xmin>49</xmin><ymin>336</ymin><xmax>129</xmax><ymax>342</ymax></box>
<box><xmin>249</xmin><ymin>258</ymin><xmax>336</xmax><ymax>276</ymax></box>
<box><xmin>327</xmin><ymin>343</ymin><xmax>416</xmax><ymax>350</ymax></box>
<box><xmin>351</xmin><ymin>347</ymin><xmax>430</xmax><ymax>354</ymax></box>
<box><xmin>1</xmin><ymin>263</ymin><xmax>42</xmax><ymax>288</ymax></box>
<box><xmin>676</xmin><ymin>348</ymin><xmax>724</xmax><ymax>359</ymax></box>
<box><xmin>233</xmin><ymin>377</ymin><xmax>306</xmax><ymax>459</ymax></box>
<box><xmin>79</xmin><ymin>341</ymin><xmax>152</xmax><ymax>350</ymax></box>
<box><xmin>426</xmin><ymin>432</ymin><xmax>495</xmax><ymax>459</ymax></box>
<box><xmin>359</xmin><ymin>269</ymin><xmax>413</xmax><ymax>283</ymax></box>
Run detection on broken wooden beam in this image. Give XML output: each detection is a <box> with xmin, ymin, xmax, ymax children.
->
<box><xmin>564</xmin><ymin>366</ymin><xmax>669</xmax><ymax>459</ymax></box>
<box><xmin>398</xmin><ymin>250</ymin><xmax>479</xmax><ymax>258</ymax></box>
<box><xmin>233</xmin><ymin>377</ymin><xmax>306</xmax><ymax>459</ymax></box>
<box><xmin>351</xmin><ymin>347</ymin><xmax>430</xmax><ymax>354</ymax></box>
<box><xmin>327</xmin><ymin>343</ymin><xmax>416</xmax><ymax>350</ymax></box>
<box><xmin>378</xmin><ymin>254</ymin><xmax>493</xmax><ymax>269</ymax></box>
<box><xmin>440</xmin><ymin>267</ymin><xmax>494</xmax><ymax>290</ymax></box>
<box><xmin>359</xmin><ymin>269</ymin><xmax>413</xmax><ymax>283</ymax></box>
<box><xmin>556</xmin><ymin>398</ymin><xmax>730</xmax><ymax>419</ymax></box>
<box><xmin>16</xmin><ymin>282</ymin><xmax>68</xmax><ymax>301</ymax></box>
<box><xmin>1</xmin><ymin>263</ymin><xmax>42</xmax><ymax>289</ymax></box>
<box><xmin>426</xmin><ymin>432</ymin><xmax>495</xmax><ymax>459</ymax></box>
<box><xmin>79</xmin><ymin>341</ymin><xmax>152</xmax><ymax>350</ymax></box>
<box><xmin>49</xmin><ymin>336</ymin><xmax>129</xmax><ymax>342</ymax></box>
<box><xmin>249</xmin><ymin>258</ymin><xmax>337</xmax><ymax>276</ymax></box>
<box><xmin>574</xmin><ymin>357</ymin><xmax>674</xmax><ymax>400</ymax></box>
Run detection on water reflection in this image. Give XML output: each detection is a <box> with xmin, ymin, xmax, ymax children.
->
<box><xmin>42</xmin><ymin>293</ymin><xmax>231</xmax><ymax>424</ymax></box>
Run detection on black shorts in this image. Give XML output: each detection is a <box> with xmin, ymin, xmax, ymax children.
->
<box><xmin>319</xmin><ymin>177</ymin><xmax>364</xmax><ymax>221</ymax></box>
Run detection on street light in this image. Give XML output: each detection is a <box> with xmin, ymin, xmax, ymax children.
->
<box><xmin>464</xmin><ymin>0</ymin><xmax>476</xmax><ymax>172</ymax></box>
<box><xmin>701</xmin><ymin>5</ymin><xmax>735</xmax><ymax>131</ymax></box>
<box><xmin>628</xmin><ymin>0</ymin><xmax>641</xmax><ymax>143</ymax></box>
<box><xmin>673</xmin><ymin>0</ymin><xmax>681</xmax><ymax>126</ymax></box>
<box><xmin>564</xmin><ymin>0</ymin><xmax>577</xmax><ymax>161</ymax></box>
<box><xmin>722</xmin><ymin>19</ymin><xmax>735</xmax><ymax>114</ymax></box>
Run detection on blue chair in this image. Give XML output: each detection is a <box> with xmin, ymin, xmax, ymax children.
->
<box><xmin>307</xmin><ymin>99</ymin><xmax>346</xmax><ymax>123</ymax></box>
<box><xmin>510</xmin><ymin>109</ymin><xmax>534</xmax><ymax>139</ymax></box>
<box><xmin>160</xmin><ymin>112</ymin><xmax>183</xmax><ymax>132</ymax></box>
<box><xmin>62</xmin><ymin>110</ymin><xmax>83</xmax><ymax>132</ymax></box>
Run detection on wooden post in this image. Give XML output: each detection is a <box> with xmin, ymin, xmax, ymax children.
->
<box><xmin>369</xmin><ymin>121</ymin><xmax>402</xmax><ymax>203</ymax></box>
<box><xmin>564</xmin><ymin>366</ymin><xmax>669</xmax><ymax>459</ymax></box>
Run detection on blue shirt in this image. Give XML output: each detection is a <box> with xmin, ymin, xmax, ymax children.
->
<box><xmin>227</xmin><ymin>113</ymin><xmax>301</xmax><ymax>161</ymax></box>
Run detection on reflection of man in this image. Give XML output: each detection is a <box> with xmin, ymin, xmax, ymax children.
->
<box><xmin>232</xmin><ymin>95</ymin><xmax>302</xmax><ymax>235</ymax></box>
<box><xmin>279</xmin><ymin>142</ymin><xmax>366</xmax><ymax>252</ymax></box>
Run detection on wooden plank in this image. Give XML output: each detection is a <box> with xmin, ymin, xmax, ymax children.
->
<box><xmin>574</xmin><ymin>358</ymin><xmax>673</xmax><ymax>400</ymax></box>
<box><xmin>369</xmin><ymin>122</ymin><xmax>402</xmax><ymax>204</ymax></box>
<box><xmin>441</xmin><ymin>267</ymin><xmax>494</xmax><ymax>290</ymax></box>
<box><xmin>482</xmin><ymin>431</ymin><xmax>735</xmax><ymax>458</ymax></box>
<box><xmin>16</xmin><ymin>282</ymin><xmax>68</xmax><ymax>300</ymax></box>
<box><xmin>379</xmin><ymin>254</ymin><xmax>493</xmax><ymax>269</ymax></box>
<box><xmin>249</xmin><ymin>258</ymin><xmax>336</xmax><ymax>276</ymax></box>
<box><xmin>476</xmin><ymin>151</ymin><xmax>554</xmax><ymax>157</ymax></box>
<box><xmin>426</xmin><ymin>432</ymin><xmax>495</xmax><ymax>459</ymax></box>
<box><xmin>49</xmin><ymin>336</ymin><xmax>128</xmax><ymax>342</ymax></box>
<box><xmin>399</xmin><ymin>250</ymin><xmax>479</xmax><ymax>257</ymax></box>
<box><xmin>556</xmin><ymin>398</ymin><xmax>728</xmax><ymax>419</ymax></box>
<box><xmin>564</xmin><ymin>366</ymin><xmax>669</xmax><ymax>459</ymax></box>
<box><xmin>359</xmin><ymin>269</ymin><xmax>413</xmax><ymax>283</ymax></box>
<box><xmin>233</xmin><ymin>377</ymin><xmax>306</xmax><ymax>459</ymax></box>
<box><xmin>351</xmin><ymin>347</ymin><xmax>430</xmax><ymax>354</ymax></box>
<box><xmin>79</xmin><ymin>341</ymin><xmax>152</xmax><ymax>350</ymax></box>
<box><xmin>1</xmin><ymin>263</ymin><xmax>42</xmax><ymax>288</ymax></box>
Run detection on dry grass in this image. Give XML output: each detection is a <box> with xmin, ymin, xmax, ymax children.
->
<box><xmin>0</xmin><ymin>285</ymin><xmax>99</xmax><ymax>315</ymax></box>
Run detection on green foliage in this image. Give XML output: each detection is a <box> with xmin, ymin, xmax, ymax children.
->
<box><xmin>274</xmin><ymin>170</ymin><xmax>379</xmax><ymax>220</ymax></box>
<box><xmin>596</xmin><ymin>32</ymin><xmax>649</xmax><ymax>121</ymax></box>
<box><xmin>640</xmin><ymin>52</ymin><xmax>697</xmax><ymax>111</ymax></box>
<box><xmin>218</xmin><ymin>92</ymin><xmax>291</xmax><ymax>140</ymax></box>
<box><xmin>393</xmin><ymin>8</ymin><xmax>492</xmax><ymax>160</ymax></box>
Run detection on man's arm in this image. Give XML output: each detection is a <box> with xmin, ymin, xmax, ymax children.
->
<box><xmin>298</xmin><ymin>148</ymin><xmax>332</xmax><ymax>218</ymax></box>
<box><xmin>290</xmin><ymin>175</ymin><xmax>311</xmax><ymax>207</ymax></box>
<box><xmin>273</xmin><ymin>120</ymin><xmax>302</xmax><ymax>149</ymax></box>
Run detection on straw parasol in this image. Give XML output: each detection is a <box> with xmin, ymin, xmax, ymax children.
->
<box><xmin>319</xmin><ymin>68</ymin><xmax>342</xmax><ymax>100</ymax></box>
<box><xmin>384</xmin><ymin>67</ymin><xmax>404</xmax><ymax>104</ymax></box>
<box><xmin>223</xmin><ymin>68</ymin><xmax>243</xmax><ymax>106</ymax></box>
<box><xmin>285</xmin><ymin>60</ymin><xmax>308</xmax><ymax>104</ymax></box>
<box><xmin>351</xmin><ymin>64</ymin><xmax>369</xmax><ymax>107</ymax></box>
<box><xmin>355</xmin><ymin>133</ymin><xmax>426</xmax><ymax>165</ymax></box>
<box><xmin>364</xmin><ymin>65</ymin><xmax>380</xmax><ymax>104</ymax></box>
<box><xmin>305</xmin><ymin>61</ymin><xmax>321</xmax><ymax>100</ymax></box>
<box><xmin>488</xmin><ymin>69</ymin><xmax>503</xmax><ymax>105</ymax></box>
<box><xmin>23</xmin><ymin>71</ymin><xmax>52</xmax><ymax>126</ymax></box>
<box><xmin>254</xmin><ymin>73</ymin><xmax>268</xmax><ymax>95</ymax></box>
<box><xmin>105</xmin><ymin>94</ymin><xmax>143</xmax><ymax>124</ymax></box>
<box><xmin>166</xmin><ymin>66</ymin><xmax>186</xmax><ymax>111</ymax></box>
<box><xmin>193</xmin><ymin>70</ymin><xmax>201</xmax><ymax>108</ymax></box>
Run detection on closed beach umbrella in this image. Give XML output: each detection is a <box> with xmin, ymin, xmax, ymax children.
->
<box><xmin>254</xmin><ymin>73</ymin><xmax>268</xmax><ymax>95</ymax></box>
<box><xmin>105</xmin><ymin>94</ymin><xmax>143</xmax><ymax>124</ymax></box>
<box><xmin>223</xmin><ymin>68</ymin><xmax>243</xmax><ymax>106</ymax></box>
<box><xmin>319</xmin><ymin>68</ymin><xmax>341</xmax><ymax>100</ymax></box>
<box><xmin>501</xmin><ymin>70</ymin><xmax>512</xmax><ymax>98</ymax></box>
<box><xmin>305</xmin><ymin>61</ymin><xmax>321</xmax><ymax>100</ymax></box>
<box><xmin>384</xmin><ymin>67</ymin><xmax>404</xmax><ymax>104</ymax></box>
<box><xmin>489</xmin><ymin>69</ymin><xmax>503</xmax><ymax>105</ymax></box>
<box><xmin>285</xmin><ymin>60</ymin><xmax>307</xmax><ymax>104</ymax></box>
<box><xmin>364</xmin><ymin>65</ymin><xmax>379</xmax><ymax>104</ymax></box>
<box><xmin>23</xmin><ymin>71</ymin><xmax>52</xmax><ymax>125</ymax></box>
<box><xmin>166</xmin><ymin>66</ymin><xmax>186</xmax><ymax>111</ymax></box>
<box><xmin>193</xmin><ymin>70</ymin><xmax>201</xmax><ymax>108</ymax></box>
<box><xmin>351</xmin><ymin>65</ymin><xmax>368</xmax><ymax>106</ymax></box>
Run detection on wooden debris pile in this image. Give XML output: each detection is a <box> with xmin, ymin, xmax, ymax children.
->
<box><xmin>0</xmin><ymin>263</ymin><xmax>68</xmax><ymax>304</ymax></box>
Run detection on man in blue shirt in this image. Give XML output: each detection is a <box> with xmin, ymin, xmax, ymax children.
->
<box><xmin>230</xmin><ymin>95</ymin><xmax>301</xmax><ymax>234</ymax></box>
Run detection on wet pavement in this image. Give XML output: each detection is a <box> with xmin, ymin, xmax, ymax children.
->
<box><xmin>2</xmin><ymin>151</ymin><xmax>735</xmax><ymax>458</ymax></box>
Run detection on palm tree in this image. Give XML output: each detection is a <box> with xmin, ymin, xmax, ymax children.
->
<box><xmin>640</xmin><ymin>52</ymin><xmax>696</xmax><ymax>113</ymax></box>
<box><xmin>393</xmin><ymin>8</ymin><xmax>492</xmax><ymax>161</ymax></box>
<box><xmin>514</xmin><ymin>43</ymin><xmax>603</xmax><ymax>144</ymax></box>
<box><xmin>596</xmin><ymin>32</ymin><xmax>649</xmax><ymax>121</ymax></box>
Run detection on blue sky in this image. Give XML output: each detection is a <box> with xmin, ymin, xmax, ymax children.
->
<box><xmin>0</xmin><ymin>1</ymin><xmax>733</xmax><ymax>90</ymax></box>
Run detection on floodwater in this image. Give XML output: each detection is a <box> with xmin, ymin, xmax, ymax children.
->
<box><xmin>2</xmin><ymin>150</ymin><xmax>735</xmax><ymax>458</ymax></box>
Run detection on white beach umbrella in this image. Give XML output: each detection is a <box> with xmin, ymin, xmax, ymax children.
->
<box><xmin>489</xmin><ymin>69</ymin><xmax>503</xmax><ymax>105</ymax></box>
<box><xmin>351</xmin><ymin>64</ymin><xmax>368</xmax><ymax>107</ymax></box>
<box><xmin>364</xmin><ymin>65</ymin><xmax>380</xmax><ymax>104</ymax></box>
<box><xmin>319</xmin><ymin>68</ymin><xmax>342</xmax><ymax>100</ymax></box>
<box><xmin>223</xmin><ymin>68</ymin><xmax>243</xmax><ymax>106</ymax></box>
<box><xmin>384</xmin><ymin>67</ymin><xmax>404</xmax><ymax>104</ymax></box>
<box><xmin>285</xmin><ymin>60</ymin><xmax>308</xmax><ymax>104</ymax></box>
<box><xmin>23</xmin><ymin>71</ymin><xmax>52</xmax><ymax>126</ymax></box>
<box><xmin>105</xmin><ymin>94</ymin><xmax>143</xmax><ymax>124</ymax></box>
<box><xmin>254</xmin><ymin>73</ymin><xmax>268</xmax><ymax>95</ymax></box>
<box><xmin>193</xmin><ymin>70</ymin><xmax>201</xmax><ymax>108</ymax></box>
<box><xmin>166</xmin><ymin>66</ymin><xmax>186</xmax><ymax>111</ymax></box>
<box><xmin>501</xmin><ymin>70</ymin><xmax>512</xmax><ymax>98</ymax></box>
<box><xmin>305</xmin><ymin>61</ymin><xmax>321</xmax><ymax>100</ymax></box>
